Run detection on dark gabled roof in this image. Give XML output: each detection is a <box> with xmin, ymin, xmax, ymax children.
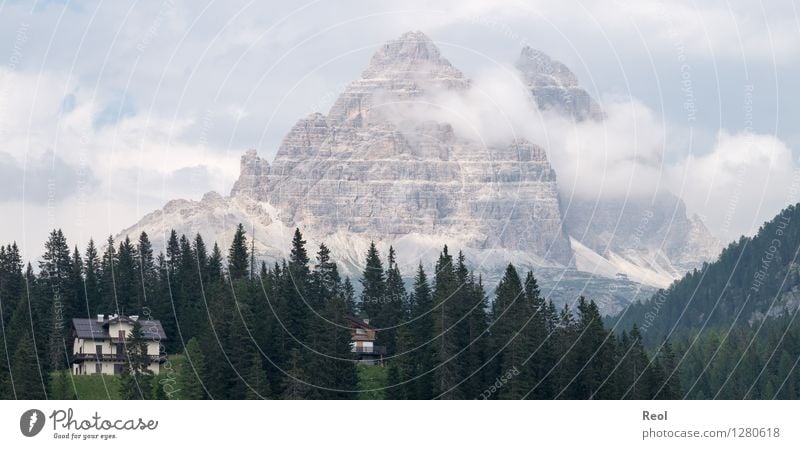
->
<box><xmin>137</xmin><ymin>320</ymin><xmax>168</xmax><ymax>340</ymax></box>
<box><xmin>347</xmin><ymin>315</ymin><xmax>375</xmax><ymax>330</ymax></box>
<box><xmin>71</xmin><ymin>318</ymin><xmax>167</xmax><ymax>340</ymax></box>
<box><xmin>72</xmin><ymin>318</ymin><xmax>107</xmax><ymax>339</ymax></box>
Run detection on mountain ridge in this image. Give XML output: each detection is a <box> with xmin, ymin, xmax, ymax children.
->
<box><xmin>118</xmin><ymin>31</ymin><xmax>719</xmax><ymax>314</ymax></box>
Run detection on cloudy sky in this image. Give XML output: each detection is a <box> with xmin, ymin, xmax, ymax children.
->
<box><xmin>1</xmin><ymin>0</ymin><xmax>798</xmax><ymax>260</ymax></box>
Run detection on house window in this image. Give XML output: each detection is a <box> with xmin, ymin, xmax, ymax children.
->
<box><xmin>96</xmin><ymin>344</ymin><xmax>102</xmax><ymax>356</ymax></box>
<box><xmin>118</xmin><ymin>330</ymin><xmax>125</xmax><ymax>340</ymax></box>
<box><xmin>95</xmin><ymin>363</ymin><xmax>102</xmax><ymax>374</ymax></box>
<box><xmin>114</xmin><ymin>364</ymin><xmax>124</xmax><ymax>375</ymax></box>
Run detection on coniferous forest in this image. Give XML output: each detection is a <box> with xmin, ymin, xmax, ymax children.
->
<box><xmin>0</xmin><ymin>224</ymin><xmax>688</xmax><ymax>400</ymax></box>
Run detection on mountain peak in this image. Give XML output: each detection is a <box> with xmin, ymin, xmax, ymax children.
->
<box><xmin>516</xmin><ymin>46</ymin><xmax>578</xmax><ymax>88</ymax></box>
<box><xmin>361</xmin><ymin>31</ymin><xmax>463</xmax><ymax>80</ymax></box>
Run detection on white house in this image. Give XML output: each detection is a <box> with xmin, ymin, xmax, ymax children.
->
<box><xmin>70</xmin><ymin>314</ymin><xmax>167</xmax><ymax>375</ymax></box>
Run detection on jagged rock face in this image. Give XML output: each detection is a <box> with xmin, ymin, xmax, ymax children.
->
<box><xmin>561</xmin><ymin>191</ymin><xmax>720</xmax><ymax>278</ymax></box>
<box><xmin>124</xmin><ymin>31</ymin><xmax>720</xmax><ymax>302</ymax></box>
<box><xmin>232</xmin><ymin>32</ymin><xmax>573</xmax><ymax>264</ymax></box>
<box><xmin>515</xmin><ymin>46</ymin><xmax>719</xmax><ymax>283</ymax></box>
<box><xmin>517</xmin><ymin>46</ymin><xmax>603</xmax><ymax>121</ymax></box>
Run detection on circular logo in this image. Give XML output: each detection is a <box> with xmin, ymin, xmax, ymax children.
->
<box><xmin>20</xmin><ymin>409</ymin><xmax>45</xmax><ymax>437</ymax></box>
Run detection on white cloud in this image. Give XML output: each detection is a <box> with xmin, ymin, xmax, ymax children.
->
<box><xmin>376</xmin><ymin>63</ymin><xmax>799</xmax><ymax>242</ymax></box>
<box><xmin>670</xmin><ymin>131</ymin><xmax>800</xmax><ymax>241</ymax></box>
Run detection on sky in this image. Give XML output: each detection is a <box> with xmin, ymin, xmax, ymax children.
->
<box><xmin>0</xmin><ymin>0</ymin><xmax>799</xmax><ymax>261</ymax></box>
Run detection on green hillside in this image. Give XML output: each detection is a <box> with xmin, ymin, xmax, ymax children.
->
<box><xmin>613</xmin><ymin>203</ymin><xmax>800</xmax><ymax>346</ymax></box>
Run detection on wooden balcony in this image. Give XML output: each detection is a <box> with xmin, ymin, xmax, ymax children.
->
<box><xmin>353</xmin><ymin>346</ymin><xmax>386</xmax><ymax>355</ymax></box>
<box><xmin>71</xmin><ymin>353</ymin><xmax>166</xmax><ymax>363</ymax></box>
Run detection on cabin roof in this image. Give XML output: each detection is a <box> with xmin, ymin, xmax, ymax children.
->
<box><xmin>71</xmin><ymin>318</ymin><xmax>167</xmax><ymax>340</ymax></box>
<box><xmin>347</xmin><ymin>315</ymin><xmax>375</xmax><ymax>330</ymax></box>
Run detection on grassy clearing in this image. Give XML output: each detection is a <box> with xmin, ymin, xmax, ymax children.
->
<box><xmin>357</xmin><ymin>364</ymin><xmax>387</xmax><ymax>400</ymax></box>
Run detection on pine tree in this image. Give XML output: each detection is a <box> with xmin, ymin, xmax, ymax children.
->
<box><xmin>490</xmin><ymin>263</ymin><xmax>529</xmax><ymax>399</ymax></box>
<box><xmin>432</xmin><ymin>246</ymin><xmax>461</xmax><ymax>398</ymax></box>
<box><xmin>119</xmin><ymin>320</ymin><xmax>153</xmax><ymax>400</ymax></box>
<box><xmin>618</xmin><ymin>324</ymin><xmax>650</xmax><ymax>399</ymax></box>
<box><xmin>565</xmin><ymin>297</ymin><xmax>616</xmax><ymax>399</ymax></box>
<box><xmin>12</xmin><ymin>330</ymin><xmax>47</xmax><ymax>399</ymax></box>
<box><xmin>246</xmin><ymin>353</ymin><xmax>271</xmax><ymax>399</ymax></box>
<box><xmin>207</xmin><ymin>243</ymin><xmax>224</xmax><ymax>281</ymax></box>
<box><xmin>66</xmin><ymin>246</ymin><xmax>85</xmax><ymax>322</ymax></box>
<box><xmin>360</xmin><ymin>242</ymin><xmax>385</xmax><ymax>320</ymax></box>
<box><xmin>39</xmin><ymin>229</ymin><xmax>73</xmax><ymax>370</ymax></box>
<box><xmin>228</xmin><ymin>224</ymin><xmax>249</xmax><ymax>280</ymax></box>
<box><xmin>83</xmin><ymin>239</ymin><xmax>101</xmax><ymax>314</ymax></box>
<box><xmin>654</xmin><ymin>339</ymin><xmax>682</xmax><ymax>399</ymax></box>
<box><xmin>380</xmin><ymin>246</ymin><xmax>407</xmax><ymax>355</ymax></box>
<box><xmin>114</xmin><ymin>236</ymin><xmax>138</xmax><ymax>313</ymax></box>
<box><xmin>283</xmin><ymin>229</ymin><xmax>311</xmax><ymax>345</ymax></box>
<box><xmin>282</xmin><ymin>348</ymin><xmax>310</xmax><ymax>399</ymax></box>
<box><xmin>342</xmin><ymin>277</ymin><xmax>356</xmax><ymax>315</ymax></box>
<box><xmin>180</xmin><ymin>337</ymin><xmax>207</xmax><ymax>399</ymax></box>
<box><xmin>166</xmin><ymin>230</ymin><xmax>181</xmax><ymax>276</ymax></box>
<box><xmin>99</xmin><ymin>235</ymin><xmax>117</xmax><ymax>315</ymax></box>
<box><xmin>409</xmin><ymin>263</ymin><xmax>435</xmax><ymax>399</ymax></box>
<box><xmin>192</xmin><ymin>234</ymin><xmax>209</xmax><ymax>284</ymax></box>
<box><xmin>462</xmin><ymin>272</ymin><xmax>490</xmax><ymax>398</ymax></box>
<box><xmin>136</xmin><ymin>232</ymin><xmax>157</xmax><ymax>310</ymax></box>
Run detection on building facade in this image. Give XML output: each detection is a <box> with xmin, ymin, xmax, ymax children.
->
<box><xmin>348</xmin><ymin>316</ymin><xmax>386</xmax><ymax>365</ymax></box>
<box><xmin>70</xmin><ymin>314</ymin><xmax>167</xmax><ymax>375</ymax></box>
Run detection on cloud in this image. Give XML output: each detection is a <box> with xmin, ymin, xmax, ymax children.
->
<box><xmin>0</xmin><ymin>0</ymin><xmax>797</xmax><ymax>258</ymax></box>
<box><xmin>0</xmin><ymin>150</ymin><xmax>95</xmax><ymax>203</ymax></box>
<box><xmin>670</xmin><ymin>131</ymin><xmax>800</xmax><ymax>241</ymax></box>
<box><xmin>374</xmin><ymin>65</ymin><xmax>669</xmax><ymax>200</ymax></box>
<box><xmin>375</xmin><ymin>63</ymin><xmax>799</xmax><ymax>242</ymax></box>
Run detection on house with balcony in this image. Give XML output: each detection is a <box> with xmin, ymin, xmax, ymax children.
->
<box><xmin>70</xmin><ymin>314</ymin><xmax>167</xmax><ymax>375</ymax></box>
<box><xmin>348</xmin><ymin>316</ymin><xmax>386</xmax><ymax>365</ymax></box>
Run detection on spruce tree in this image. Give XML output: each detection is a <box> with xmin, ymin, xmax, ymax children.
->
<box><xmin>11</xmin><ymin>331</ymin><xmax>47</xmax><ymax>399</ymax></box>
<box><xmin>490</xmin><ymin>264</ymin><xmax>529</xmax><ymax>399</ymax></box>
<box><xmin>380</xmin><ymin>246</ymin><xmax>407</xmax><ymax>355</ymax></box>
<box><xmin>228</xmin><ymin>224</ymin><xmax>249</xmax><ymax>280</ymax></box>
<box><xmin>245</xmin><ymin>353</ymin><xmax>271</xmax><ymax>399</ymax></box>
<box><xmin>180</xmin><ymin>337</ymin><xmax>207</xmax><ymax>399</ymax></box>
<box><xmin>432</xmin><ymin>246</ymin><xmax>460</xmax><ymax>398</ymax></box>
<box><xmin>654</xmin><ymin>339</ymin><xmax>682</xmax><ymax>399</ymax></box>
<box><xmin>98</xmin><ymin>235</ymin><xmax>117</xmax><ymax>315</ymax></box>
<box><xmin>136</xmin><ymin>232</ymin><xmax>157</xmax><ymax>310</ymax></box>
<box><xmin>119</xmin><ymin>320</ymin><xmax>154</xmax><ymax>400</ymax></box>
<box><xmin>409</xmin><ymin>263</ymin><xmax>435</xmax><ymax>399</ymax></box>
<box><xmin>114</xmin><ymin>236</ymin><xmax>138</xmax><ymax>313</ymax></box>
<box><xmin>166</xmin><ymin>230</ymin><xmax>181</xmax><ymax>275</ymax></box>
<box><xmin>360</xmin><ymin>242</ymin><xmax>385</xmax><ymax>320</ymax></box>
<box><xmin>207</xmin><ymin>243</ymin><xmax>224</xmax><ymax>281</ymax></box>
<box><xmin>83</xmin><ymin>239</ymin><xmax>101</xmax><ymax>314</ymax></box>
<box><xmin>69</xmin><ymin>246</ymin><xmax>84</xmax><ymax>318</ymax></box>
<box><xmin>39</xmin><ymin>229</ymin><xmax>73</xmax><ymax>370</ymax></box>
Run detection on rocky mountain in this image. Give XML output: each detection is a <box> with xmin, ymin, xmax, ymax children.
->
<box><xmin>514</xmin><ymin>43</ymin><xmax>719</xmax><ymax>286</ymax></box>
<box><xmin>516</xmin><ymin>46</ymin><xmax>603</xmax><ymax>121</ymax></box>
<box><xmin>119</xmin><ymin>31</ymin><xmax>719</xmax><ymax>315</ymax></box>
